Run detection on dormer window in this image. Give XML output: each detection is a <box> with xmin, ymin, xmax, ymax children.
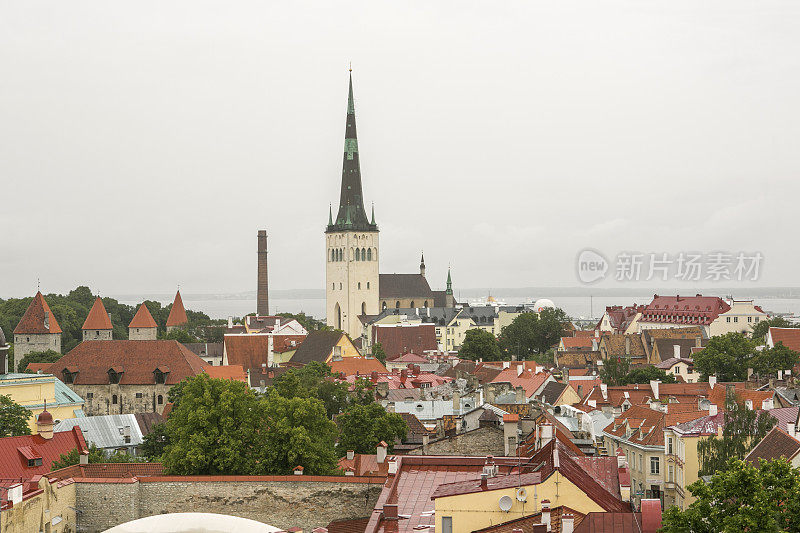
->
<box><xmin>108</xmin><ymin>366</ymin><xmax>124</xmax><ymax>384</ymax></box>
<box><xmin>62</xmin><ymin>367</ymin><xmax>78</xmax><ymax>384</ymax></box>
<box><xmin>154</xmin><ymin>366</ymin><xmax>170</xmax><ymax>385</ymax></box>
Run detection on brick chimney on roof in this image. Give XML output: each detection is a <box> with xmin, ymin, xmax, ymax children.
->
<box><xmin>257</xmin><ymin>230</ymin><xmax>269</xmax><ymax>316</ymax></box>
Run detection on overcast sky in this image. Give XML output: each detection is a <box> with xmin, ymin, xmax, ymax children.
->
<box><xmin>1</xmin><ymin>1</ymin><xmax>799</xmax><ymax>298</ymax></box>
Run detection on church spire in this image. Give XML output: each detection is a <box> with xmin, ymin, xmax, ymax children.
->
<box><xmin>419</xmin><ymin>252</ymin><xmax>426</xmax><ymax>278</ymax></box>
<box><xmin>446</xmin><ymin>267</ymin><xmax>453</xmax><ymax>295</ymax></box>
<box><xmin>328</xmin><ymin>69</ymin><xmax>377</xmax><ymax>233</ymax></box>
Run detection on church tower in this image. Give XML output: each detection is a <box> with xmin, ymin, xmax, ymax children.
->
<box><xmin>326</xmin><ymin>71</ymin><xmax>379</xmax><ymax>339</ymax></box>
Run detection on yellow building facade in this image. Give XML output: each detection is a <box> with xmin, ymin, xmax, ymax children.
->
<box><xmin>0</xmin><ymin>373</ymin><xmax>84</xmax><ymax>431</ymax></box>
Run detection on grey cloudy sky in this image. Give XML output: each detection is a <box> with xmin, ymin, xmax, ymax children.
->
<box><xmin>2</xmin><ymin>0</ymin><xmax>799</xmax><ymax>298</ymax></box>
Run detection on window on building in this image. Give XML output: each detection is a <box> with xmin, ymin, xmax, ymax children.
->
<box><xmin>669</xmin><ymin>465</ymin><xmax>674</xmax><ymax>482</ymax></box>
<box><xmin>651</xmin><ymin>456</ymin><xmax>660</xmax><ymax>475</ymax></box>
<box><xmin>108</xmin><ymin>369</ymin><xmax>122</xmax><ymax>384</ymax></box>
<box><xmin>157</xmin><ymin>395</ymin><xmax>164</xmax><ymax>405</ymax></box>
<box><xmin>442</xmin><ymin>517</ymin><xmax>453</xmax><ymax>533</ymax></box>
<box><xmin>332</xmin><ymin>283</ymin><xmax>335</xmax><ymax>290</ymax></box>
<box><xmin>734</xmin><ymin>317</ymin><xmax>738</xmax><ymax>323</ymax></box>
<box><xmin>112</xmin><ymin>394</ymin><xmax>118</xmax><ymax>404</ymax></box>
<box><xmin>639</xmin><ymin>454</ymin><xmax>643</xmax><ymax>471</ymax></box>
<box><xmin>28</xmin><ymin>458</ymin><xmax>43</xmax><ymax>467</ymax></box>
<box><xmin>410</xmin><ymin>301</ymin><xmax>415</xmax><ymax>308</ymax></box>
<box><xmin>154</xmin><ymin>369</ymin><xmax>168</xmax><ymax>385</ymax></box>
<box><xmin>755</xmin><ymin>317</ymin><xmax>760</xmax><ymax>322</ymax></box>
<box><xmin>62</xmin><ymin>370</ymin><xmax>75</xmax><ymax>384</ymax></box>
<box><xmin>667</xmin><ymin>437</ymin><xmax>673</xmax><ymax>455</ymax></box>
<box><xmin>135</xmin><ymin>392</ymin><xmax>143</xmax><ymax>399</ymax></box>
<box><xmin>748</xmin><ymin>316</ymin><xmax>752</xmax><ymax>323</ymax></box>
<box><xmin>358</xmin><ymin>282</ymin><xmax>361</xmax><ymax>290</ymax></box>
<box><xmin>367</xmin><ymin>282</ymin><xmax>370</xmax><ymax>289</ymax></box>
<box><xmin>339</xmin><ymin>283</ymin><xmax>342</xmax><ymax>290</ymax></box>
<box><xmin>367</xmin><ymin>248</ymin><xmax>372</xmax><ymax>261</ymax></box>
<box><xmin>395</xmin><ymin>301</ymin><xmax>400</xmax><ymax>309</ymax></box>
<box><xmin>86</xmin><ymin>392</ymin><xmax>94</xmax><ymax>399</ymax></box>
<box><xmin>726</xmin><ymin>317</ymin><xmax>731</xmax><ymax>322</ymax></box>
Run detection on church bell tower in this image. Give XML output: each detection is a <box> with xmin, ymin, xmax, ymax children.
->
<box><xmin>325</xmin><ymin>70</ymin><xmax>379</xmax><ymax>339</ymax></box>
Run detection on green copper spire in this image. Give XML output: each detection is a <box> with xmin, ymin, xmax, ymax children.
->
<box><xmin>446</xmin><ymin>268</ymin><xmax>453</xmax><ymax>295</ymax></box>
<box><xmin>327</xmin><ymin>69</ymin><xmax>377</xmax><ymax>233</ymax></box>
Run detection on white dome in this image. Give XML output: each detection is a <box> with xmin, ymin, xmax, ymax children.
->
<box><xmin>533</xmin><ymin>298</ymin><xmax>556</xmax><ymax>312</ymax></box>
<box><xmin>102</xmin><ymin>513</ymin><xmax>283</xmax><ymax>533</ymax></box>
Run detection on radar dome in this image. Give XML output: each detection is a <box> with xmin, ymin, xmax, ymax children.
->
<box><xmin>533</xmin><ymin>298</ymin><xmax>555</xmax><ymax>312</ymax></box>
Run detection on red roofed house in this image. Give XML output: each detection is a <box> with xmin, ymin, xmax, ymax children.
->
<box><xmin>490</xmin><ymin>366</ymin><xmax>553</xmax><ymax>400</ymax></box>
<box><xmin>82</xmin><ymin>296</ymin><xmax>114</xmax><ymax>341</ymax></box>
<box><xmin>636</xmin><ymin>294</ymin><xmax>767</xmax><ymax>337</ymax></box>
<box><xmin>13</xmin><ymin>291</ymin><xmax>62</xmax><ymax>358</ymax></box>
<box><xmin>165</xmin><ymin>290</ymin><xmax>189</xmax><ymax>332</ymax></box>
<box><xmin>202</xmin><ymin>365</ymin><xmax>248</xmax><ymax>383</ymax></box>
<box><xmin>129</xmin><ymin>303</ymin><xmax>158</xmax><ymax>341</ymax></box>
<box><xmin>329</xmin><ymin>356</ymin><xmax>387</xmax><ymax>378</ymax></box>
<box><xmin>47</xmin><ymin>340</ymin><xmax>209</xmax><ymax>416</ymax></box>
<box><xmin>371</xmin><ymin>323</ymin><xmax>438</xmax><ymax>360</ymax></box>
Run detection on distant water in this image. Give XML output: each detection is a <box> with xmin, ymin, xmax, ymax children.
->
<box><xmin>119</xmin><ymin>294</ymin><xmax>800</xmax><ymax>322</ymax></box>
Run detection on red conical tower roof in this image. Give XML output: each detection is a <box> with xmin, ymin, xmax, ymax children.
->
<box><xmin>82</xmin><ymin>297</ymin><xmax>113</xmax><ymax>331</ymax></box>
<box><xmin>166</xmin><ymin>291</ymin><xmax>188</xmax><ymax>327</ymax></box>
<box><xmin>14</xmin><ymin>291</ymin><xmax>62</xmax><ymax>334</ymax></box>
<box><xmin>129</xmin><ymin>303</ymin><xmax>158</xmax><ymax>329</ymax></box>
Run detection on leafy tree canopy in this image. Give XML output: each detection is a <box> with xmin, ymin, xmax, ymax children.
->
<box><xmin>499</xmin><ymin>308</ymin><xmax>571</xmax><ymax>358</ymax></box>
<box><xmin>694</xmin><ymin>332</ymin><xmax>799</xmax><ymax>381</ymax></box>
<box><xmin>372</xmin><ymin>342</ymin><xmax>387</xmax><ymax>364</ymax></box>
<box><xmin>750</xmin><ymin>316</ymin><xmax>800</xmax><ymax>344</ymax></box>
<box><xmin>0</xmin><ymin>395</ymin><xmax>31</xmax><ymax>437</ymax></box>
<box><xmin>661</xmin><ymin>458</ymin><xmax>800</xmax><ymax>533</ymax></box>
<box><xmin>458</xmin><ymin>329</ymin><xmax>504</xmax><ymax>361</ymax></box>
<box><xmin>17</xmin><ymin>349</ymin><xmax>62</xmax><ymax>373</ymax></box>
<box><xmin>51</xmin><ymin>444</ymin><xmax>141</xmax><ymax>470</ymax></box>
<box><xmin>273</xmin><ymin>362</ymin><xmax>374</xmax><ymax>418</ymax></box>
<box><xmin>698</xmin><ymin>388</ymin><xmax>777</xmax><ymax>477</ymax></box>
<box><xmin>599</xmin><ymin>356</ymin><xmax>631</xmax><ymax>386</ymax></box>
<box><xmin>621</xmin><ymin>366</ymin><xmax>676</xmax><ymax>385</ymax></box>
<box><xmin>336</xmin><ymin>402</ymin><xmax>407</xmax><ymax>454</ymax></box>
<box><xmin>139</xmin><ymin>421</ymin><xmax>170</xmax><ymax>460</ymax></box>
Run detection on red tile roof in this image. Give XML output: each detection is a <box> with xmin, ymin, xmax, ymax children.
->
<box><xmin>165</xmin><ymin>291</ymin><xmax>188</xmax><ymax>327</ymax></box>
<box><xmin>337</xmin><ymin>454</ymin><xmax>390</xmax><ymax>477</ymax></box>
<box><xmin>708</xmin><ymin>383</ymin><xmax>774</xmax><ymax>411</ymax></box>
<box><xmin>0</xmin><ymin>427</ymin><xmax>88</xmax><ymax>481</ymax></box>
<box><xmin>769</xmin><ymin>328</ymin><xmax>800</xmax><ymax>352</ymax></box>
<box><xmin>82</xmin><ymin>297</ymin><xmax>113</xmax><ymax>330</ymax></box>
<box><xmin>48</xmin><ymin>462</ymin><xmax>165</xmax><ymax>480</ymax></box>
<box><xmin>329</xmin><ymin>357</ymin><xmax>387</xmax><ymax>377</ymax></box>
<box><xmin>273</xmin><ymin>334</ymin><xmax>307</xmax><ymax>353</ymax></box>
<box><xmin>561</xmin><ymin>337</ymin><xmax>593</xmax><ymax>350</ymax></box>
<box><xmin>603</xmin><ymin>405</ymin><xmax>708</xmax><ymax>447</ymax></box>
<box><xmin>387</xmin><ymin>352</ymin><xmax>429</xmax><ymax>364</ymax></box>
<box><xmin>47</xmin><ymin>340</ymin><xmax>208</xmax><ymax>385</ymax></box>
<box><xmin>26</xmin><ymin>362</ymin><xmax>54</xmax><ymax>374</ymax></box>
<box><xmin>224</xmin><ymin>335</ymin><xmax>273</xmax><ymax>376</ymax></box>
<box><xmin>129</xmin><ymin>303</ymin><xmax>158</xmax><ymax>329</ymax></box>
<box><xmin>473</xmin><ymin>506</ymin><xmax>586</xmax><ymax>533</ymax></box>
<box><xmin>372</xmin><ymin>323</ymin><xmax>438</xmax><ymax>359</ymax></box>
<box><xmin>14</xmin><ymin>291</ymin><xmax>62</xmax><ymax>335</ymax></box>
<box><xmin>640</xmin><ymin>294</ymin><xmax>730</xmax><ymax>326</ymax></box>
<box><xmin>327</xmin><ymin>517</ymin><xmax>370</xmax><ymax>533</ymax></box>
<box><xmin>746</xmin><ymin>427</ymin><xmax>800</xmax><ymax>465</ymax></box>
<box><xmin>490</xmin><ymin>368</ymin><xmax>550</xmax><ymax>398</ymax></box>
<box><xmin>203</xmin><ymin>365</ymin><xmax>247</xmax><ymax>382</ymax></box>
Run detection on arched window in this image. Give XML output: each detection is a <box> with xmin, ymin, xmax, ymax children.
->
<box><xmin>367</xmin><ymin>248</ymin><xmax>372</xmax><ymax>261</ymax></box>
<box><xmin>382</xmin><ymin>301</ymin><xmax>387</xmax><ymax>310</ymax></box>
<box><xmin>335</xmin><ymin>303</ymin><xmax>342</xmax><ymax>330</ymax></box>
<box><xmin>339</xmin><ymin>283</ymin><xmax>343</xmax><ymax>289</ymax></box>
<box><xmin>423</xmin><ymin>301</ymin><xmax>428</xmax><ymax>307</ymax></box>
<box><xmin>361</xmin><ymin>248</ymin><xmax>366</xmax><ymax>261</ymax></box>
<box><xmin>367</xmin><ymin>282</ymin><xmax>370</xmax><ymax>289</ymax></box>
<box><xmin>157</xmin><ymin>395</ymin><xmax>163</xmax><ymax>405</ymax></box>
<box><xmin>355</xmin><ymin>248</ymin><xmax>360</xmax><ymax>261</ymax></box>
<box><xmin>358</xmin><ymin>282</ymin><xmax>361</xmax><ymax>290</ymax></box>
<box><xmin>112</xmin><ymin>394</ymin><xmax>118</xmax><ymax>405</ymax></box>
<box><xmin>396</xmin><ymin>301</ymin><xmax>401</xmax><ymax>309</ymax></box>
<box><xmin>410</xmin><ymin>301</ymin><xmax>415</xmax><ymax>308</ymax></box>
<box><xmin>362</xmin><ymin>302</ymin><xmax>367</xmax><ymax>315</ymax></box>
<box><xmin>338</xmin><ymin>249</ymin><xmax>343</xmax><ymax>261</ymax></box>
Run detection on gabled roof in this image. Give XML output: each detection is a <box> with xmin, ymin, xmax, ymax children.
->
<box><xmin>291</xmin><ymin>330</ymin><xmax>346</xmax><ymax>365</ymax></box>
<box><xmin>165</xmin><ymin>291</ymin><xmax>188</xmax><ymax>327</ymax></box>
<box><xmin>653</xmin><ymin>338</ymin><xmax>700</xmax><ymax>361</ymax></box>
<box><xmin>540</xmin><ymin>381</ymin><xmax>569</xmax><ymax>406</ymax></box>
<box><xmin>47</xmin><ymin>340</ymin><xmax>208</xmax><ymax>385</ymax></box>
<box><xmin>746</xmin><ymin>426</ymin><xmax>800</xmax><ymax>465</ymax></box>
<box><xmin>223</xmin><ymin>335</ymin><xmax>272</xmax><ymax>377</ymax></box>
<box><xmin>203</xmin><ymin>365</ymin><xmax>247</xmax><ymax>382</ymax></box>
<box><xmin>769</xmin><ymin>328</ymin><xmax>800</xmax><ymax>351</ymax></box>
<box><xmin>640</xmin><ymin>295</ymin><xmax>730</xmax><ymax>325</ymax></box>
<box><xmin>129</xmin><ymin>303</ymin><xmax>158</xmax><ymax>329</ymax></box>
<box><xmin>14</xmin><ymin>292</ymin><xmax>62</xmax><ymax>335</ymax></box>
<box><xmin>599</xmin><ymin>334</ymin><xmax>646</xmax><ymax>359</ymax></box>
<box><xmin>708</xmin><ymin>383</ymin><xmax>774</xmax><ymax>411</ymax></box>
<box><xmin>372</xmin><ymin>323</ymin><xmax>438</xmax><ymax>358</ymax></box>
<box><xmin>329</xmin><ymin>357</ymin><xmax>386</xmax><ymax>377</ymax></box>
<box><xmin>561</xmin><ymin>337</ymin><xmax>594</xmax><ymax>350</ymax></box>
<box><xmin>490</xmin><ymin>367</ymin><xmax>550</xmax><ymax>398</ymax></box>
<box><xmin>603</xmin><ymin>404</ymin><xmax>708</xmax><ymax>447</ymax></box>
<box><xmin>82</xmin><ymin>297</ymin><xmax>113</xmax><ymax>330</ymax></box>
<box><xmin>0</xmin><ymin>427</ymin><xmax>88</xmax><ymax>480</ymax></box>
<box><xmin>378</xmin><ymin>274</ymin><xmax>434</xmax><ymax>299</ymax></box>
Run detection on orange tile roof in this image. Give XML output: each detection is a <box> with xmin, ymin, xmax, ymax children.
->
<box><xmin>273</xmin><ymin>334</ymin><xmax>307</xmax><ymax>353</ymax></box>
<box><xmin>203</xmin><ymin>365</ymin><xmax>247</xmax><ymax>382</ymax></box>
<box><xmin>491</xmin><ymin>368</ymin><xmax>550</xmax><ymax>398</ymax></box>
<box><xmin>329</xmin><ymin>357</ymin><xmax>387</xmax><ymax>377</ymax></box>
<box><xmin>25</xmin><ymin>362</ymin><xmax>53</xmax><ymax>373</ymax></box>
<box><xmin>708</xmin><ymin>383</ymin><xmax>774</xmax><ymax>411</ymax></box>
<box><xmin>82</xmin><ymin>297</ymin><xmax>113</xmax><ymax>330</ymax></box>
<box><xmin>561</xmin><ymin>337</ymin><xmax>594</xmax><ymax>349</ymax></box>
<box><xmin>14</xmin><ymin>291</ymin><xmax>62</xmax><ymax>334</ymax></box>
<box><xmin>603</xmin><ymin>405</ymin><xmax>708</xmax><ymax>447</ymax></box>
<box><xmin>165</xmin><ymin>291</ymin><xmax>188</xmax><ymax>327</ymax></box>
<box><xmin>769</xmin><ymin>328</ymin><xmax>800</xmax><ymax>352</ymax></box>
<box><xmin>129</xmin><ymin>303</ymin><xmax>157</xmax><ymax>329</ymax></box>
<box><xmin>224</xmin><ymin>335</ymin><xmax>272</xmax><ymax>376</ymax></box>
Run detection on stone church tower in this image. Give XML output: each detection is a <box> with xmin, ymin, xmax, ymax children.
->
<box><xmin>326</xmin><ymin>71</ymin><xmax>379</xmax><ymax>339</ymax></box>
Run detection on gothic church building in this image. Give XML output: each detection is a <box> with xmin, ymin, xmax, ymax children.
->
<box><xmin>326</xmin><ymin>73</ymin><xmax>454</xmax><ymax>339</ymax></box>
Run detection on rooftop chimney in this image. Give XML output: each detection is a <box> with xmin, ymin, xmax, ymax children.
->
<box><xmin>709</xmin><ymin>375</ymin><xmax>717</xmax><ymax>389</ymax></box>
<box><xmin>541</xmin><ymin>500</ymin><xmax>551</xmax><ymax>531</ymax></box>
<box><xmin>36</xmin><ymin>406</ymin><xmax>54</xmax><ymax>440</ymax></box>
<box><xmin>346</xmin><ymin>450</ymin><xmax>355</xmax><ymax>461</ymax></box>
<box><xmin>383</xmin><ymin>503</ymin><xmax>398</xmax><ymax>520</ymax></box>
<box><xmin>650</xmin><ymin>380</ymin><xmax>660</xmax><ymax>401</ymax></box>
<box><xmin>673</xmin><ymin>344</ymin><xmax>681</xmax><ymax>358</ymax></box>
<box><xmin>257</xmin><ymin>230</ymin><xmax>269</xmax><ymax>316</ymax></box>
<box><xmin>709</xmin><ymin>404</ymin><xmax>718</xmax><ymax>416</ymax></box>
<box><xmin>516</xmin><ymin>365</ymin><xmax>523</xmax><ymax>377</ymax></box>
<box><xmin>745</xmin><ymin>399</ymin><xmax>754</xmax><ymax>410</ymax></box>
<box><xmin>788</xmin><ymin>423</ymin><xmax>796</xmax><ymax>438</ymax></box>
<box><xmin>480</xmin><ymin>473</ymin><xmax>488</xmax><ymax>489</ymax></box>
<box><xmin>600</xmin><ymin>383</ymin><xmax>608</xmax><ymax>400</ymax></box>
<box><xmin>561</xmin><ymin>514</ymin><xmax>574</xmax><ymax>533</ymax></box>
<box><xmin>377</xmin><ymin>441</ymin><xmax>387</xmax><ymax>463</ymax></box>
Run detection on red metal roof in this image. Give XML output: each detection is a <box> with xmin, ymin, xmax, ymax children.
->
<box><xmin>0</xmin><ymin>427</ymin><xmax>87</xmax><ymax>480</ymax></box>
<box><xmin>166</xmin><ymin>291</ymin><xmax>188</xmax><ymax>327</ymax></box>
<box><xmin>82</xmin><ymin>297</ymin><xmax>113</xmax><ymax>330</ymax></box>
<box><xmin>14</xmin><ymin>291</ymin><xmax>62</xmax><ymax>334</ymax></box>
<box><xmin>129</xmin><ymin>303</ymin><xmax>158</xmax><ymax>329</ymax></box>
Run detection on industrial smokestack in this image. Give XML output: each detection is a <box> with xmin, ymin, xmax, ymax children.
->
<box><xmin>257</xmin><ymin>230</ymin><xmax>269</xmax><ymax>316</ymax></box>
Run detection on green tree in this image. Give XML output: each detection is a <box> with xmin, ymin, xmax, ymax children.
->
<box><xmin>622</xmin><ymin>366</ymin><xmax>676</xmax><ymax>385</ymax></box>
<box><xmin>693</xmin><ymin>332</ymin><xmax>756</xmax><ymax>382</ymax></box>
<box><xmin>277</xmin><ymin>312</ymin><xmax>328</xmax><ymax>332</ymax></box>
<box><xmin>159</xmin><ymin>328</ymin><xmax>200</xmax><ymax>343</ymax></box>
<box><xmin>17</xmin><ymin>349</ymin><xmax>62</xmax><ymax>373</ymax></box>
<box><xmin>751</xmin><ymin>342</ymin><xmax>800</xmax><ymax>376</ymax></box>
<box><xmin>336</xmin><ymin>402</ymin><xmax>407</xmax><ymax>454</ymax></box>
<box><xmin>259</xmin><ymin>389</ymin><xmax>339</xmax><ymax>475</ymax></box>
<box><xmin>698</xmin><ymin>388</ymin><xmax>777</xmax><ymax>477</ymax></box>
<box><xmin>0</xmin><ymin>395</ymin><xmax>31</xmax><ymax>437</ymax></box>
<box><xmin>599</xmin><ymin>356</ymin><xmax>631</xmax><ymax>386</ymax></box>
<box><xmin>459</xmin><ymin>329</ymin><xmax>503</xmax><ymax>361</ymax></box>
<box><xmin>500</xmin><ymin>308</ymin><xmax>571</xmax><ymax>358</ymax></box>
<box><xmin>661</xmin><ymin>458</ymin><xmax>800</xmax><ymax>533</ymax></box>
<box><xmin>372</xmin><ymin>342</ymin><xmax>387</xmax><ymax>364</ymax></box>
<box><xmin>535</xmin><ymin>308</ymin><xmax>571</xmax><ymax>354</ymax></box>
<box><xmin>273</xmin><ymin>362</ymin><xmax>366</xmax><ymax>418</ymax></box>
<box><xmin>161</xmin><ymin>374</ymin><xmax>266</xmax><ymax>475</ymax></box>
<box><xmin>50</xmin><ymin>444</ymin><xmax>141</xmax><ymax>470</ymax></box>
<box><xmin>750</xmin><ymin>316</ymin><xmax>800</xmax><ymax>343</ymax></box>
<box><xmin>139</xmin><ymin>422</ymin><xmax>170</xmax><ymax>460</ymax></box>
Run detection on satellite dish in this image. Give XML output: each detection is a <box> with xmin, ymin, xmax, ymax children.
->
<box><xmin>516</xmin><ymin>487</ymin><xmax>528</xmax><ymax>502</ymax></box>
<box><xmin>498</xmin><ymin>495</ymin><xmax>513</xmax><ymax>512</ymax></box>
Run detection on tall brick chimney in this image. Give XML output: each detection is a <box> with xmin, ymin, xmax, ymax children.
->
<box><xmin>257</xmin><ymin>230</ymin><xmax>269</xmax><ymax>316</ymax></box>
